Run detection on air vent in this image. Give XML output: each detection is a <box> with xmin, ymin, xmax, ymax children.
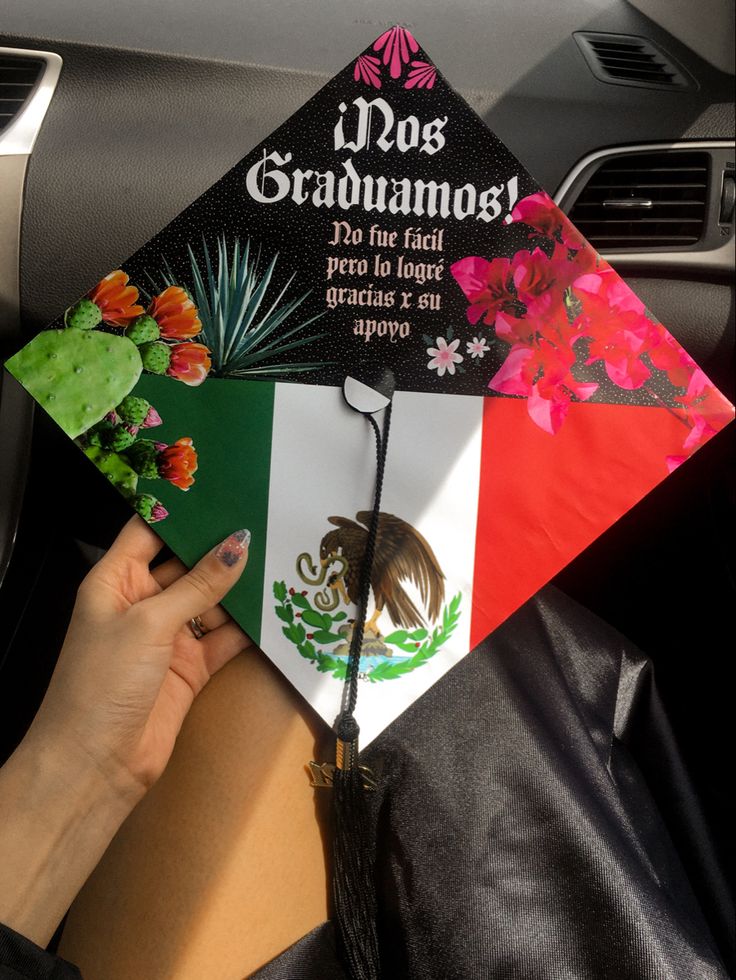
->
<box><xmin>574</xmin><ymin>32</ymin><xmax>693</xmax><ymax>90</ymax></box>
<box><xmin>0</xmin><ymin>54</ymin><xmax>44</xmax><ymax>135</ymax></box>
<box><xmin>568</xmin><ymin>151</ymin><xmax>709</xmax><ymax>249</ymax></box>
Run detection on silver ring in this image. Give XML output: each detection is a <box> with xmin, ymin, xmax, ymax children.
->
<box><xmin>188</xmin><ymin>615</ymin><xmax>208</xmax><ymax>640</ymax></box>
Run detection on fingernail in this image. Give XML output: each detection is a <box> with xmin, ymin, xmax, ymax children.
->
<box><xmin>214</xmin><ymin>529</ymin><xmax>251</xmax><ymax>567</ymax></box>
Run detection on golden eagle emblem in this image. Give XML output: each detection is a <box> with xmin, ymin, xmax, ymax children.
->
<box><xmin>297</xmin><ymin>511</ymin><xmax>445</xmax><ymax>635</ymax></box>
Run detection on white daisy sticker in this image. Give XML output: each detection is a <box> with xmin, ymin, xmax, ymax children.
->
<box><xmin>466</xmin><ymin>337</ymin><xmax>490</xmax><ymax>359</ymax></box>
<box><xmin>427</xmin><ymin>336</ymin><xmax>463</xmax><ymax>377</ymax></box>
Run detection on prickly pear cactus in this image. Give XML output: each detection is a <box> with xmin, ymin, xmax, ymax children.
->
<box><xmin>103</xmin><ymin>425</ymin><xmax>138</xmax><ymax>452</ymax></box>
<box><xmin>65</xmin><ymin>298</ymin><xmax>102</xmax><ymax>330</ymax></box>
<box><xmin>125</xmin><ymin>439</ymin><xmax>160</xmax><ymax>479</ymax></box>
<box><xmin>5</xmin><ymin>329</ymin><xmax>142</xmax><ymax>439</ymax></box>
<box><xmin>139</xmin><ymin>342</ymin><xmax>171</xmax><ymax>375</ymax></box>
<box><xmin>125</xmin><ymin>315</ymin><xmax>160</xmax><ymax>346</ymax></box>
<box><xmin>132</xmin><ymin>493</ymin><xmax>168</xmax><ymax>523</ymax></box>
<box><xmin>83</xmin><ymin>445</ymin><xmax>139</xmax><ymax>496</ymax></box>
<box><xmin>116</xmin><ymin>395</ymin><xmax>151</xmax><ymax>426</ymax></box>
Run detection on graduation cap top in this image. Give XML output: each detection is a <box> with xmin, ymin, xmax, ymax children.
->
<box><xmin>5</xmin><ymin>26</ymin><xmax>734</xmax><ymax>748</ymax></box>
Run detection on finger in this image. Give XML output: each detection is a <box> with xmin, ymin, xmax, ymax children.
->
<box><xmin>152</xmin><ymin>561</ymin><xmax>232</xmax><ymax>631</ymax></box>
<box><xmin>200</xmin><ymin>620</ymin><xmax>254</xmax><ymax>675</ymax></box>
<box><xmin>142</xmin><ymin>529</ymin><xmax>251</xmax><ymax>631</ymax></box>
<box><xmin>105</xmin><ymin>515</ymin><xmax>164</xmax><ymax>566</ymax></box>
<box><xmin>151</xmin><ymin>556</ymin><xmax>187</xmax><ymax>590</ymax></box>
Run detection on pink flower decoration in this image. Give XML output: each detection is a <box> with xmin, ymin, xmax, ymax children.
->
<box><xmin>373</xmin><ymin>26</ymin><xmax>419</xmax><ymax>79</ymax></box>
<box><xmin>648</xmin><ymin>331</ymin><xmax>700</xmax><ymax>389</ymax></box>
<box><xmin>509</xmin><ymin>192</ymin><xmax>584</xmax><ymax>250</ymax></box>
<box><xmin>451</xmin><ymin>256</ymin><xmax>517</xmax><ymax>327</ymax></box>
<box><xmin>585</xmin><ymin>313</ymin><xmax>653</xmax><ymax>390</ymax></box>
<box><xmin>528</xmin><ymin>384</ymin><xmax>570</xmax><ymax>436</ymax></box>
<box><xmin>494</xmin><ymin>310</ymin><xmax>534</xmax><ymax>346</ymax></box>
<box><xmin>666</xmin><ymin>455</ymin><xmax>688</xmax><ymax>473</ymax></box>
<box><xmin>574</xmin><ymin>268</ymin><xmax>645</xmax><ymax>316</ymax></box>
<box><xmin>489</xmin><ymin>346</ymin><xmax>534</xmax><ymax>397</ymax></box>
<box><xmin>490</xmin><ymin>336</ymin><xmax>598</xmax><ymax>435</ymax></box>
<box><xmin>404</xmin><ymin>60</ymin><xmax>437</xmax><ymax>89</ymax></box>
<box><xmin>354</xmin><ymin>54</ymin><xmax>382</xmax><ymax>88</ymax></box>
<box><xmin>427</xmin><ymin>336</ymin><xmax>463</xmax><ymax>377</ymax></box>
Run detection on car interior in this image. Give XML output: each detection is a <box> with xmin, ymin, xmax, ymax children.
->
<box><xmin>0</xmin><ymin>0</ymin><xmax>733</xmax><ymax>972</ymax></box>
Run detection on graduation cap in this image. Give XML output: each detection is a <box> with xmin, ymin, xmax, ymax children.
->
<box><xmin>5</xmin><ymin>25</ymin><xmax>733</xmax><ymax>979</ymax></box>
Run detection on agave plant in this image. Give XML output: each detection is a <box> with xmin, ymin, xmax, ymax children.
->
<box><xmin>146</xmin><ymin>236</ymin><xmax>330</xmax><ymax>378</ymax></box>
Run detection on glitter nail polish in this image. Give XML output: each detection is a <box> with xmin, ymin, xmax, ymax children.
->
<box><xmin>215</xmin><ymin>528</ymin><xmax>251</xmax><ymax>567</ymax></box>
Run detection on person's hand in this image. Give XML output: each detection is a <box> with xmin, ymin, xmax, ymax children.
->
<box><xmin>31</xmin><ymin>516</ymin><xmax>253</xmax><ymax>801</ymax></box>
<box><xmin>0</xmin><ymin>516</ymin><xmax>252</xmax><ymax>946</ymax></box>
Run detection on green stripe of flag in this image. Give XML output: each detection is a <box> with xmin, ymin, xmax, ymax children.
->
<box><xmin>133</xmin><ymin>375</ymin><xmax>275</xmax><ymax>644</ymax></box>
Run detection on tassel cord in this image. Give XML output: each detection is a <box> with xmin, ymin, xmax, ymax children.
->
<box><xmin>332</xmin><ymin>400</ymin><xmax>392</xmax><ymax>980</ymax></box>
<box><xmin>339</xmin><ymin>402</ymin><xmax>393</xmax><ymax>722</ymax></box>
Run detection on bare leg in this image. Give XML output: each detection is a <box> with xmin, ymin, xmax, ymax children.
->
<box><xmin>59</xmin><ymin>648</ymin><xmax>333</xmax><ymax>979</ymax></box>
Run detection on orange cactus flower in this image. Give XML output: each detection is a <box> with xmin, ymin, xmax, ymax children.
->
<box><xmin>158</xmin><ymin>437</ymin><xmax>198</xmax><ymax>491</ymax></box>
<box><xmin>149</xmin><ymin>286</ymin><xmax>202</xmax><ymax>340</ymax></box>
<box><xmin>88</xmin><ymin>270</ymin><xmax>144</xmax><ymax>326</ymax></box>
<box><xmin>166</xmin><ymin>342</ymin><xmax>211</xmax><ymax>386</ymax></box>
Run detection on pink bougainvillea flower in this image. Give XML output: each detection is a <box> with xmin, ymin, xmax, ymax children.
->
<box><xmin>466</xmin><ymin>336</ymin><xmax>490</xmax><ymax>359</ymax></box>
<box><xmin>666</xmin><ymin>454</ymin><xmax>688</xmax><ymax>473</ymax></box>
<box><xmin>354</xmin><ymin>53</ymin><xmax>382</xmax><ymax>88</ymax></box>
<box><xmin>510</xmin><ymin>246</ymin><xmax>572</xmax><ymax>322</ymax></box>
<box><xmin>574</xmin><ymin>268</ymin><xmax>646</xmax><ymax>316</ymax></box>
<box><xmin>678</xmin><ymin>383</ymin><xmax>733</xmax><ymax>432</ymax></box>
<box><xmin>148</xmin><ymin>285</ymin><xmax>202</xmax><ymax>340</ymax></box>
<box><xmin>451</xmin><ymin>256</ymin><xmax>517</xmax><ymax>326</ymax></box>
<box><xmin>373</xmin><ymin>26</ymin><xmax>419</xmax><ymax>78</ymax></box>
<box><xmin>490</xmin><ymin>337</ymin><xmax>598</xmax><ymax>435</ymax></box>
<box><xmin>527</xmin><ymin>384</ymin><xmax>571</xmax><ymax>435</ymax></box>
<box><xmin>489</xmin><ymin>345</ymin><xmax>574</xmax><ymax>436</ymax></box>
<box><xmin>665</xmin><ymin>404</ymin><xmax>729</xmax><ymax>472</ymax></box>
<box><xmin>511</xmin><ymin>248</ymin><xmax>559</xmax><ymax>303</ymax></box>
<box><xmin>574</xmin><ymin>281</ymin><xmax>655</xmax><ymax>390</ymax></box>
<box><xmin>494</xmin><ymin>310</ymin><xmax>535</xmax><ymax>346</ymax></box>
<box><xmin>509</xmin><ymin>192</ymin><xmax>584</xmax><ymax>250</ymax></box>
<box><xmin>585</xmin><ymin>312</ymin><xmax>653</xmax><ymax>389</ymax></box>
<box><xmin>404</xmin><ymin>60</ymin><xmax>437</xmax><ymax>89</ymax></box>
<box><xmin>157</xmin><ymin>437</ymin><xmax>198</xmax><ymax>490</ymax></box>
<box><xmin>88</xmin><ymin>270</ymin><xmax>144</xmax><ymax>326</ymax></box>
<box><xmin>648</xmin><ymin>330</ymin><xmax>700</xmax><ymax>389</ymax></box>
<box><xmin>427</xmin><ymin>336</ymin><xmax>463</xmax><ymax>377</ymax></box>
<box><xmin>166</xmin><ymin>341</ymin><xmax>211</xmax><ymax>386</ymax></box>
<box><xmin>680</xmin><ymin>367</ymin><xmax>712</xmax><ymax>404</ymax></box>
<box><xmin>489</xmin><ymin>345</ymin><xmax>534</xmax><ymax>396</ymax></box>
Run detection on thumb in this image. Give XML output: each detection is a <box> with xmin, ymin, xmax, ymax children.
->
<box><xmin>144</xmin><ymin>529</ymin><xmax>250</xmax><ymax>632</ymax></box>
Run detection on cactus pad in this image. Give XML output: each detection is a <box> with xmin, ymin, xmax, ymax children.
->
<box><xmin>5</xmin><ymin>329</ymin><xmax>142</xmax><ymax>439</ymax></box>
<box><xmin>83</xmin><ymin>445</ymin><xmax>139</xmax><ymax>496</ymax></box>
<box><xmin>65</xmin><ymin>299</ymin><xmax>102</xmax><ymax>330</ymax></box>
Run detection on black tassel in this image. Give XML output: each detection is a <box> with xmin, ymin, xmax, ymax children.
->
<box><xmin>332</xmin><ymin>714</ymin><xmax>380</xmax><ymax>980</ymax></box>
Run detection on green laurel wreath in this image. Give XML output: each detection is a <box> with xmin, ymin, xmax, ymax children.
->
<box><xmin>273</xmin><ymin>581</ymin><xmax>462</xmax><ymax>682</ymax></box>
